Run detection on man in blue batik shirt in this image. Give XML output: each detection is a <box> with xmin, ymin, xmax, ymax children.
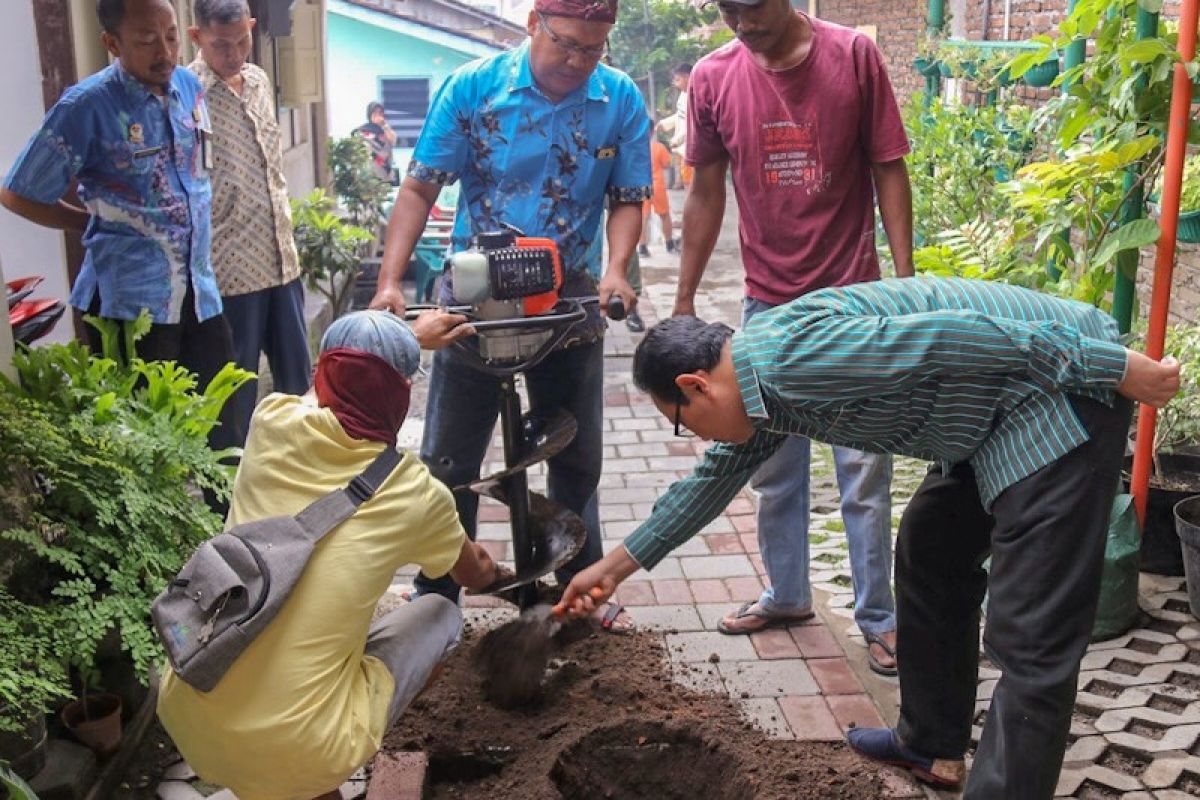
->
<box><xmin>1</xmin><ymin>0</ymin><xmax>238</xmax><ymax>446</ymax></box>
<box><xmin>370</xmin><ymin>0</ymin><xmax>651</xmax><ymax>631</ymax></box>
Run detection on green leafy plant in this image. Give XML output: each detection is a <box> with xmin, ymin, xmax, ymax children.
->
<box><xmin>1155</xmin><ymin>322</ymin><xmax>1200</xmax><ymax>462</ymax></box>
<box><xmin>327</xmin><ymin>136</ymin><xmax>390</xmax><ymax>234</ymax></box>
<box><xmin>608</xmin><ymin>0</ymin><xmax>727</xmax><ymax>114</ymax></box>
<box><xmin>291</xmin><ymin>188</ymin><xmax>373</xmax><ymax>319</ymax></box>
<box><xmin>0</xmin><ymin>760</ymin><xmax>37</xmax><ymax>800</ymax></box>
<box><xmin>1152</xmin><ymin>152</ymin><xmax>1200</xmax><ymax>211</ymax></box>
<box><xmin>0</xmin><ymin>315</ymin><xmax>250</xmax><ymax>733</ymax></box>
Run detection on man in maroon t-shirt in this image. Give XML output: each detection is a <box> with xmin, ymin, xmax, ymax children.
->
<box><xmin>674</xmin><ymin>2</ymin><xmax>912</xmax><ymax>677</ymax></box>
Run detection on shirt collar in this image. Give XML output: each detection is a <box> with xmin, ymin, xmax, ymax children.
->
<box><xmin>508</xmin><ymin>40</ymin><xmax>610</xmax><ymax>104</ymax></box>
<box><xmin>114</xmin><ymin>60</ymin><xmax>179</xmax><ymax>104</ymax></box>
<box><xmin>190</xmin><ymin>58</ymin><xmax>260</xmax><ymax>95</ymax></box>
<box><xmin>731</xmin><ymin>332</ymin><xmax>770</xmax><ymax>422</ymax></box>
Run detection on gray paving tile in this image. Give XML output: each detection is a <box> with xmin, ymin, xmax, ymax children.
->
<box><xmin>665</xmin><ymin>630</ymin><xmax>758</xmax><ymax>663</ymax></box>
<box><xmin>718</xmin><ymin>658</ymin><xmax>819</xmax><ymax>698</ymax></box>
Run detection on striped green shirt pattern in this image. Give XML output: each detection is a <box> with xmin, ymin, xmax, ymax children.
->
<box><xmin>624</xmin><ymin>277</ymin><xmax>1130</xmax><ymax>570</ymax></box>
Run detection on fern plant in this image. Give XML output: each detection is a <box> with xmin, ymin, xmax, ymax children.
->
<box><xmin>0</xmin><ymin>314</ymin><xmax>250</xmax><ymax>732</ymax></box>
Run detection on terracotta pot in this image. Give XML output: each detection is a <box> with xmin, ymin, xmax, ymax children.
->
<box><xmin>60</xmin><ymin>692</ymin><xmax>122</xmax><ymax>758</ymax></box>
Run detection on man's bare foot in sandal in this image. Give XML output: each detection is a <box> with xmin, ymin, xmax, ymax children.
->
<box><xmin>718</xmin><ymin>600</ymin><xmax>814</xmax><ymax>635</ymax></box>
<box><xmin>590</xmin><ymin>601</ymin><xmax>635</xmax><ymax>634</ymax></box>
<box><xmin>865</xmin><ymin>630</ymin><xmax>898</xmax><ymax>676</ymax></box>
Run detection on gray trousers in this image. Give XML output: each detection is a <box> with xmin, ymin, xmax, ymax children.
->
<box><xmin>365</xmin><ymin>594</ymin><xmax>462</xmax><ymax>726</ymax></box>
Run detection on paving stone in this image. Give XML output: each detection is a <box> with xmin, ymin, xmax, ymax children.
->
<box><xmin>704</xmin><ymin>533</ymin><xmax>744</xmax><ymax>554</ymax></box>
<box><xmin>680</xmin><ymin>554</ymin><xmax>754</xmax><ymax>579</ymax></box>
<box><xmin>808</xmin><ymin>657</ymin><xmax>864</xmax><ymax>696</ymax></box>
<box><xmin>669</xmin><ymin>660</ymin><xmax>725</xmax><ymax>695</ymax></box>
<box><xmin>688</xmin><ymin>579</ymin><xmax>731</xmax><ymax>603</ymax></box>
<box><xmin>614</xmin><ymin>581</ymin><xmax>654</xmax><ymax>606</ymax></box>
<box><xmin>719</xmin><ymin>658</ymin><xmax>819</xmax><ymax>698</ymax></box>
<box><xmin>204</xmin><ymin>790</ymin><xmax>237</xmax><ymax>800</ymax></box>
<box><xmin>155</xmin><ymin>781</ymin><xmax>206</xmax><ymax>800</ymax></box>
<box><xmin>1139</xmin><ymin>752</ymin><xmax>1200</xmax><ymax>790</ymax></box>
<box><xmin>31</xmin><ymin>739</ymin><xmax>98</xmax><ymax>800</ymax></box>
<box><xmin>725</xmin><ymin>575</ymin><xmax>764</xmax><ymax>599</ymax></box>
<box><xmin>750</xmin><ymin>628</ymin><xmax>802</xmax><ymax>660</ymax></box>
<box><xmin>730</xmin><ymin>514</ymin><xmax>757</xmax><ymax>533</ymax></box>
<box><xmin>624</xmin><ymin>604</ymin><xmax>704</xmax><ymax>632</ymax></box>
<box><xmin>739</xmin><ymin>533</ymin><xmax>760</xmax><ymax>553</ymax></box>
<box><xmin>826</xmin><ymin>693</ymin><xmax>887</xmax><ymax>732</ymax></box>
<box><xmin>695</xmin><ymin>602</ymin><xmax>735</xmax><ymax>630</ymax></box>
<box><xmin>777</xmin><ymin>696</ymin><xmax>843</xmax><ymax>741</ymax></box>
<box><xmin>632</xmin><ymin>557</ymin><xmax>683</xmax><ymax>580</ymax></box>
<box><xmin>665</xmin><ymin>630</ymin><xmax>759</xmax><ymax>663</ymax></box>
<box><xmin>791</xmin><ymin>624</ymin><xmax>844</xmax><ymax>659</ymax></box>
<box><xmin>698</xmin><ymin>516</ymin><xmax>736</xmax><ymax>535</ymax></box>
<box><xmin>737</xmin><ymin>697</ymin><xmax>795</xmax><ymax>739</ymax></box>
<box><xmin>651</xmin><ymin>579</ymin><xmax>693</xmax><ymax>605</ymax></box>
<box><xmin>366</xmin><ymin>752</ymin><xmax>426</xmax><ymax>800</ymax></box>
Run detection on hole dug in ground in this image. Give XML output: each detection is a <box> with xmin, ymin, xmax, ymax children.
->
<box><xmin>550</xmin><ymin>720</ymin><xmax>745</xmax><ymax>800</ymax></box>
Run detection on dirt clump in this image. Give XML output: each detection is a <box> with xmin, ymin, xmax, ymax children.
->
<box><xmin>387</xmin><ymin>616</ymin><xmax>887</xmax><ymax>799</ymax></box>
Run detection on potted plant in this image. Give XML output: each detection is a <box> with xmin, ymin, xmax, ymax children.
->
<box><xmin>913</xmin><ymin>34</ymin><xmax>944</xmax><ymax>79</ymax></box>
<box><xmin>0</xmin><ymin>315</ymin><xmax>249</xmax><ymax>757</ymax></box>
<box><xmin>291</xmin><ymin>188</ymin><xmax>373</xmax><ymax>319</ymax></box>
<box><xmin>1151</xmin><ymin>153</ymin><xmax>1200</xmax><ymax>243</ymax></box>
<box><xmin>1125</xmin><ymin>322</ymin><xmax>1200</xmax><ymax>575</ymax></box>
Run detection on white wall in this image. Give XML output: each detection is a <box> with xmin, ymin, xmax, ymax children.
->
<box><xmin>1</xmin><ymin>2</ymin><xmax>72</xmax><ymax>343</ymax></box>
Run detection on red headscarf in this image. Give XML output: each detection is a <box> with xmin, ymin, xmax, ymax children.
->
<box><xmin>534</xmin><ymin>0</ymin><xmax>618</xmax><ymax>23</ymax></box>
<box><xmin>313</xmin><ymin>348</ymin><xmax>411</xmax><ymax>445</ymax></box>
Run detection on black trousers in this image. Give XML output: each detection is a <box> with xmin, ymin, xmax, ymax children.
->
<box><xmin>895</xmin><ymin>395</ymin><xmax>1131</xmax><ymax>800</ymax></box>
<box><xmin>84</xmin><ymin>285</ymin><xmax>241</xmax><ymax>454</ymax></box>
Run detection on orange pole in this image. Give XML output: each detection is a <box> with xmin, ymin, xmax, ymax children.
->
<box><xmin>1131</xmin><ymin>0</ymin><xmax>1198</xmax><ymax>526</ymax></box>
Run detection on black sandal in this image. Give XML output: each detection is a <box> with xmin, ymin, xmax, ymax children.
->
<box><xmin>864</xmin><ymin>631</ymin><xmax>898</xmax><ymax>676</ymax></box>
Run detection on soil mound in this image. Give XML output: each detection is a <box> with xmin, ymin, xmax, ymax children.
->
<box><xmin>387</xmin><ymin>614</ymin><xmax>886</xmax><ymax>799</ymax></box>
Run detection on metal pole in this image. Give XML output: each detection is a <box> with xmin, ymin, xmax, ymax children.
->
<box><xmin>1131</xmin><ymin>0</ymin><xmax>1197</xmax><ymax>526</ymax></box>
<box><xmin>1112</xmin><ymin>6</ymin><xmax>1160</xmax><ymax>334</ymax></box>
<box><xmin>499</xmin><ymin>377</ymin><xmax>538</xmax><ymax>609</ymax></box>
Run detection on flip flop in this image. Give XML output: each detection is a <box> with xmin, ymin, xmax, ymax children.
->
<box><xmin>717</xmin><ymin>601</ymin><xmax>814</xmax><ymax>635</ymax></box>
<box><xmin>864</xmin><ymin>631</ymin><xmax>898</xmax><ymax>677</ymax></box>
<box><xmin>593</xmin><ymin>601</ymin><xmax>635</xmax><ymax>635</ymax></box>
<box><xmin>846</xmin><ymin>727</ymin><xmax>964</xmax><ymax>790</ymax></box>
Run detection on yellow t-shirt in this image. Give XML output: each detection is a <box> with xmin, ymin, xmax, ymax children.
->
<box><xmin>157</xmin><ymin>394</ymin><xmax>465</xmax><ymax>800</ymax></box>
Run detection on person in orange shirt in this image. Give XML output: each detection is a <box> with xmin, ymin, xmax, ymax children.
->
<box><xmin>639</xmin><ymin>127</ymin><xmax>676</xmax><ymax>258</ymax></box>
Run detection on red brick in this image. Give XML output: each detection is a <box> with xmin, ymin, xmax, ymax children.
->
<box><xmin>477</xmin><ymin>502</ymin><xmax>508</xmax><ymax>523</ymax></box>
<box><xmin>704</xmin><ymin>533</ymin><xmax>744</xmax><ymax>555</ymax></box>
<box><xmin>748</xmin><ymin>553</ymin><xmax>766</xmax><ymax>576</ymax></box>
<box><xmin>739</xmin><ymin>533</ymin><xmax>760</xmax><ymax>553</ymax></box>
<box><xmin>729</xmin><ymin>514</ymin><xmax>757</xmax><ymax>533</ymax></box>
<box><xmin>750</xmin><ymin>628</ymin><xmax>802</xmax><ymax>660</ymax></box>
<box><xmin>777</xmin><ymin>696</ymin><xmax>842</xmax><ymax>741</ymax></box>
<box><xmin>651</xmin><ymin>579</ymin><xmax>693</xmax><ymax>605</ymax></box>
<box><xmin>808</xmin><ymin>658</ymin><xmax>863</xmax><ymax>696</ymax></box>
<box><xmin>724</xmin><ymin>575</ymin><xmax>763</xmax><ymax>599</ymax></box>
<box><xmin>790</xmin><ymin>625</ymin><xmax>843</xmax><ymax>659</ymax></box>
<box><xmin>826</xmin><ymin>694</ymin><xmax>886</xmax><ymax>733</ymax></box>
<box><xmin>615</xmin><ymin>581</ymin><xmax>655</xmax><ymax>606</ymax></box>
<box><xmin>367</xmin><ymin>751</ymin><xmax>427</xmax><ymax>800</ymax></box>
<box><xmin>667</xmin><ymin>441</ymin><xmax>695</xmax><ymax>457</ymax></box>
<box><xmin>726</xmin><ymin>496</ymin><xmax>756</xmax><ymax>516</ymax></box>
<box><xmin>688</xmin><ymin>579</ymin><xmax>730</xmax><ymax>603</ymax></box>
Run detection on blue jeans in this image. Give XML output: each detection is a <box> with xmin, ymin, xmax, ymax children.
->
<box><xmin>413</xmin><ymin>339</ymin><xmax>605</xmax><ymax>602</ymax></box>
<box><xmin>743</xmin><ymin>297</ymin><xmax>896</xmax><ymax>636</ymax></box>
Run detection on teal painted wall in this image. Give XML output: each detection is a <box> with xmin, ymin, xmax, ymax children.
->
<box><xmin>326</xmin><ymin>12</ymin><xmax>489</xmax><ymax>169</ymax></box>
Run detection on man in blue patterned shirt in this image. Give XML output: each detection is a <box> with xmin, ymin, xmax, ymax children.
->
<box><xmin>557</xmin><ymin>277</ymin><xmax>1181</xmax><ymax>797</ymax></box>
<box><xmin>1</xmin><ymin>0</ymin><xmax>238</xmax><ymax>447</ymax></box>
<box><xmin>370</xmin><ymin>0</ymin><xmax>651</xmax><ymax>629</ymax></box>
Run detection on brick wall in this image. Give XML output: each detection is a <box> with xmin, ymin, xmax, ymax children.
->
<box><xmin>817</xmin><ymin>1</ymin><xmax>927</xmax><ymax>103</ymax></box>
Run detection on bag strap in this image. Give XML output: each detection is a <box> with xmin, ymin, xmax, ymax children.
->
<box><xmin>293</xmin><ymin>447</ymin><xmax>403</xmax><ymax>541</ymax></box>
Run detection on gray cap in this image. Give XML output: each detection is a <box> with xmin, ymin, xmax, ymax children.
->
<box><xmin>319</xmin><ymin>310</ymin><xmax>421</xmax><ymax>378</ymax></box>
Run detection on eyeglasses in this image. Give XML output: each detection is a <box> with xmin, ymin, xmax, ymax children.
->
<box><xmin>537</xmin><ymin>14</ymin><xmax>608</xmax><ymax>62</ymax></box>
<box><xmin>673</xmin><ymin>392</ymin><xmax>696</xmax><ymax>438</ymax></box>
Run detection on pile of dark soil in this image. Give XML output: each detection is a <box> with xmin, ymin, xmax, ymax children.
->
<box><xmin>386</xmin><ymin>615</ymin><xmax>887</xmax><ymax>799</ymax></box>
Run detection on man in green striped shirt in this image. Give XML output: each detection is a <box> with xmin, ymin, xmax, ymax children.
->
<box><xmin>556</xmin><ymin>277</ymin><xmax>1180</xmax><ymax>798</ymax></box>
